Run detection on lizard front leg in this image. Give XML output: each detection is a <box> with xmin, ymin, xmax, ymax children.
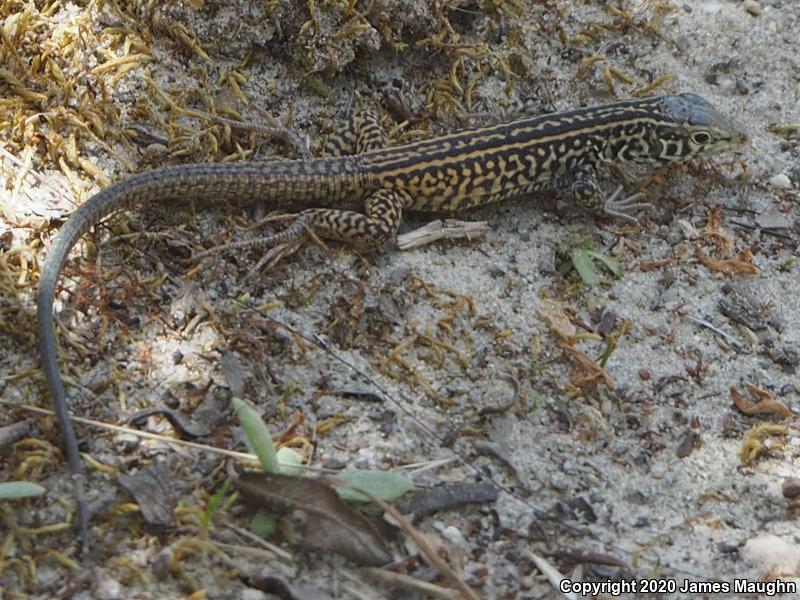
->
<box><xmin>569</xmin><ymin>164</ymin><xmax>650</xmax><ymax>223</ymax></box>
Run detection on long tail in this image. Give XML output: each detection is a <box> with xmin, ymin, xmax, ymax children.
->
<box><xmin>35</xmin><ymin>157</ymin><xmax>363</xmax><ymax>554</ymax></box>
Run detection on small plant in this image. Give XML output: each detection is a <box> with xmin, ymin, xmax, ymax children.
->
<box><xmin>0</xmin><ymin>481</ymin><xmax>46</xmax><ymax>500</ymax></box>
<box><xmin>560</xmin><ymin>240</ymin><xmax>623</xmax><ymax>286</ymax></box>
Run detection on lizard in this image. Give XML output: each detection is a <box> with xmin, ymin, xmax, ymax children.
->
<box><xmin>35</xmin><ymin>93</ymin><xmax>747</xmax><ymax>554</ymax></box>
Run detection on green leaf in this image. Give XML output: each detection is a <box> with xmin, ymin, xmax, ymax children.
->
<box><xmin>234</xmin><ymin>398</ymin><xmax>279</xmax><ymax>473</ymax></box>
<box><xmin>201</xmin><ymin>478</ymin><xmax>232</xmax><ymax>527</ymax></box>
<box><xmin>585</xmin><ymin>249</ymin><xmax>623</xmax><ymax>277</ymax></box>
<box><xmin>0</xmin><ymin>481</ymin><xmax>46</xmax><ymax>500</ymax></box>
<box><xmin>332</xmin><ymin>469</ymin><xmax>415</xmax><ymax>502</ymax></box>
<box><xmin>570</xmin><ymin>247</ymin><xmax>600</xmax><ymax>286</ymax></box>
<box><xmin>250</xmin><ymin>509</ymin><xmax>277</xmax><ymax>537</ymax></box>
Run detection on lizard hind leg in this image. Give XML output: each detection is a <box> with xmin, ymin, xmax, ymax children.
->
<box><xmin>245</xmin><ymin>188</ymin><xmax>411</xmax><ymax>276</ymax></box>
<box><xmin>321</xmin><ymin>112</ymin><xmax>389</xmax><ymax>156</ymax></box>
<box><xmin>353</xmin><ymin>113</ymin><xmax>389</xmax><ymax>153</ymax></box>
<box><xmin>200</xmin><ymin>112</ymin><xmax>395</xmax><ymax>274</ymax></box>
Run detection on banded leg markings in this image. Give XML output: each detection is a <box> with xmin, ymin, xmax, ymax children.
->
<box><xmin>322</xmin><ymin>113</ymin><xmax>388</xmax><ymax>156</ymax></box>
<box><xmin>297</xmin><ymin>188</ymin><xmax>410</xmax><ymax>247</ymax></box>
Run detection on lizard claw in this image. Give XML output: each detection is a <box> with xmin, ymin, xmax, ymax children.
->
<box><xmin>602</xmin><ymin>184</ymin><xmax>653</xmax><ymax>224</ymax></box>
<box><xmin>241</xmin><ymin>235</ymin><xmax>309</xmax><ymax>282</ymax></box>
<box><xmin>192</xmin><ymin>212</ymin><xmax>315</xmax><ymax>272</ymax></box>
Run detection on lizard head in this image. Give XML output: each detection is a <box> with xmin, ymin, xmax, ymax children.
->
<box><xmin>645</xmin><ymin>93</ymin><xmax>749</xmax><ymax>163</ymax></box>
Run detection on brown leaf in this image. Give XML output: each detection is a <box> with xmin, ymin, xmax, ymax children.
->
<box><xmin>638</xmin><ymin>258</ymin><xmax>677</xmax><ymax>271</ymax></box>
<box><xmin>695</xmin><ymin>246</ymin><xmax>759</xmax><ymax>275</ymax></box>
<box><xmin>560</xmin><ymin>343</ymin><xmax>613</xmax><ymax>391</ymax></box>
<box><xmin>118</xmin><ymin>463</ymin><xmax>178</xmax><ymax>527</ymax></box>
<box><xmin>237</xmin><ymin>472</ymin><xmax>392</xmax><ymax>566</ymax></box>
<box><xmin>704</xmin><ymin>205</ymin><xmax>735</xmax><ymax>257</ymax></box>
<box><xmin>730</xmin><ymin>383</ymin><xmax>793</xmax><ymax>419</ymax></box>
<box><xmin>536</xmin><ymin>299</ymin><xmax>576</xmax><ymax>340</ymax></box>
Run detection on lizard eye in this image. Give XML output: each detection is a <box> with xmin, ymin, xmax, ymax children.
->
<box><xmin>691</xmin><ymin>131</ymin><xmax>711</xmax><ymax>145</ymax></box>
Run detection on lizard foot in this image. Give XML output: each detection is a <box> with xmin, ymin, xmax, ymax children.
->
<box><xmin>602</xmin><ymin>184</ymin><xmax>653</xmax><ymax>225</ymax></box>
<box><xmin>192</xmin><ymin>211</ymin><xmax>326</xmax><ymax>274</ymax></box>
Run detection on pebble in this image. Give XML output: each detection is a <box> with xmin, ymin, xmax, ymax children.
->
<box><xmin>717</xmin><ymin>541</ymin><xmax>739</xmax><ymax>554</ymax></box>
<box><xmin>676</xmin><ymin>218</ymin><xmax>701</xmax><ymax>240</ymax></box>
<box><xmin>240</xmin><ymin>591</ymin><xmax>269</xmax><ymax>600</ymax></box>
<box><xmin>755</xmin><ymin>212</ymin><xmax>792</xmax><ymax>229</ymax></box>
<box><xmin>114</xmin><ymin>433</ymin><xmax>141</xmax><ymax>452</ymax></box>
<box><xmin>768</xmin><ymin>173</ymin><xmax>792</xmax><ymax>189</ymax></box>
<box><xmin>742</xmin><ymin>0</ymin><xmax>762</xmax><ymax>16</ymax></box>
<box><xmin>92</xmin><ymin>568</ymin><xmax>123</xmax><ymax>600</ymax></box>
<box><xmin>441</xmin><ymin>524</ymin><xmax>468</xmax><ymax>547</ymax></box>
<box><xmin>783</xmin><ymin>477</ymin><xmax>800</xmax><ymax>499</ymax></box>
<box><xmin>742</xmin><ymin>534</ymin><xmax>800</xmax><ymax>575</ymax></box>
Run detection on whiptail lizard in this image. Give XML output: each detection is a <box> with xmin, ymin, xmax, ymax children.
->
<box><xmin>35</xmin><ymin>93</ymin><xmax>747</xmax><ymax>554</ymax></box>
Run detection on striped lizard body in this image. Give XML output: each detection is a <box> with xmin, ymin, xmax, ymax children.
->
<box><xmin>35</xmin><ymin>93</ymin><xmax>747</xmax><ymax>554</ymax></box>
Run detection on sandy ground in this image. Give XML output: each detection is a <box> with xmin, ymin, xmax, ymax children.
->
<box><xmin>1</xmin><ymin>0</ymin><xmax>799</xmax><ymax>598</ymax></box>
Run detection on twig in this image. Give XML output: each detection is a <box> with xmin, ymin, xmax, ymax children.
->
<box><xmin>397</xmin><ymin>219</ymin><xmax>490</xmax><ymax>250</ymax></box>
<box><xmin>325</xmin><ymin>476</ymin><xmax>482</xmax><ymax>600</ymax></box>
<box><xmin>687</xmin><ymin>314</ymin><xmax>745</xmax><ymax>352</ymax></box>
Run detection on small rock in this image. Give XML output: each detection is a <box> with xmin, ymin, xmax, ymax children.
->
<box><xmin>114</xmin><ymin>433</ymin><xmax>141</xmax><ymax>452</ymax></box>
<box><xmin>755</xmin><ymin>212</ymin><xmax>792</xmax><ymax>230</ymax></box>
<box><xmin>783</xmin><ymin>477</ymin><xmax>800</xmax><ymax>499</ymax></box>
<box><xmin>676</xmin><ymin>218</ymin><xmax>701</xmax><ymax>239</ymax></box>
<box><xmin>633</xmin><ymin>516</ymin><xmax>649</xmax><ymax>528</ymax></box>
<box><xmin>768</xmin><ymin>173</ymin><xmax>792</xmax><ymax>189</ymax></box>
<box><xmin>742</xmin><ymin>534</ymin><xmax>800</xmax><ymax>576</ymax></box>
<box><xmin>486</xmin><ymin>265</ymin><xmax>506</xmax><ymax>278</ymax></box>
<box><xmin>240</xmin><ymin>590</ymin><xmax>269</xmax><ymax>600</ymax></box>
<box><xmin>742</xmin><ymin>0</ymin><xmax>762</xmax><ymax>16</ymax></box>
<box><xmin>92</xmin><ymin>568</ymin><xmax>123</xmax><ymax>600</ymax></box>
<box><xmin>441</xmin><ymin>524</ymin><xmax>468</xmax><ymax>547</ymax></box>
<box><xmin>624</xmin><ymin>490</ymin><xmax>648</xmax><ymax>505</ymax></box>
<box><xmin>718</xmin><ymin>541</ymin><xmax>739</xmax><ymax>554</ymax></box>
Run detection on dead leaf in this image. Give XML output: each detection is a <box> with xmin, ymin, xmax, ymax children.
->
<box><xmin>0</xmin><ymin>420</ymin><xmax>34</xmax><ymax>451</ymax></box>
<box><xmin>220</xmin><ymin>348</ymin><xmax>246</xmax><ymax>398</ymax></box>
<box><xmin>536</xmin><ymin>299</ymin><xmax>576</xmax><ymax>340</ymax></box>
<box><xmin>676</xmin><ymin>430</ymin><xmax>702</xmax><ymax>458</ymax></box>
<box><xmin>324</xmin><ymin>476</ymin><xmax>481</xmax><ymax>600</ymax></box>
<box><xmin>638</xmin><ymin>258</ymin><xmax>677</xmax><ymax>272</ymax></box>
<box><xmin>236</xmin><ymin>472</ymin><xmax>393</xmax><ymax>566</ymax></box>
<box><xmin>704</xmin><ymin>205</ymin><xmax>735</xmax><ymax>257</ymax></box>
<box><xmin>394</xmin><ymin>481</ymin><xmax>499</xmax><ymax>516</ymax></box>
<box><xmin>730</xmin><ymin>383</ymin><xmax>793</xmax><ymax>419</ymax></box>
<box><xmin>560</xmin><ymin>343</ymin><xmax>613</xmax><ymax>391</ymax></box>
<box><xmin>118</xmin><ymin>463</ymin><xmax>178</xmax><ymax>527</ymax></box>
<box><xmin>739</xmin><ymin>423</ymin><xmax>789</xmax><ymax>465</ymax></box>
<box><xmin>695</xmin><ymin>246</ymin><xmax>759</xmax><ymax>275</ymax></box>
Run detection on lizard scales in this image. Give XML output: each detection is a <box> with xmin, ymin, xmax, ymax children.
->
<box><xmin>35</xmin><ymin>93</ymin><xmax>747</xmax><ymax>553</ymax></box>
